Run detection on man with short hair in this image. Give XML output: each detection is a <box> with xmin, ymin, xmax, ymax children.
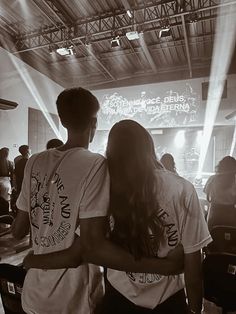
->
<box><xmin>14</xmin><ymin>145</ymin><xmax>30</xmax><ymax>165</ymax></box>
<box><xmin>12</xmin><ymin>88</ymin><xmax>106</xmax><ymax>314</ymax></box>
<box><xmin>12</xmin><ymin>87</ymin><xmax>182</xmax><ymax>314</ymax></box>
<box><xmin>14</xmin><ymin>145</ymin><xmax>31</xmax><ymax>194</ymax></box>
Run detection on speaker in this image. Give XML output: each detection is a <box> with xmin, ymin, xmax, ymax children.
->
<box><xmin>202</xmin><ymin>81</ymin><xmax>227</xmax><ymax>101</ymax></box>
<box><xmin>0</xmin><ymin>98</ymin><xmax>18</xmax><ymax>110</ymax></box>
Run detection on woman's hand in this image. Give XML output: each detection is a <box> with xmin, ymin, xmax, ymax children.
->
<box><xmin>166</xmin><ymin>243</ymin><xmax>184</xmax><ymax>274</ymax></box>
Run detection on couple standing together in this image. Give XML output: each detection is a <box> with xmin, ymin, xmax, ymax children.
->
<box><xmin>12</xmin><ymin>87</ymin><xmax>211</xmax><ymax>314</ymax></box>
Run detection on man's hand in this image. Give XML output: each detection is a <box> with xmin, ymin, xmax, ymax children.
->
<box><xmin>21</xmin><ymin>236</ymin><xmax>83</xmax><ymax>270</ymax></box>
<box><xmin>166</xmin><ymin>243</ymin><xmax>184</xmax><ymax>274</ymax></box>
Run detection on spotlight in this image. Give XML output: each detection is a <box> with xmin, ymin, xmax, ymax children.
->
<box><xmin>159</xmin><ymin>27</ymin><xmax>171</xmax><ymax>38</ymax></box>
<box><xmin>126</xmin><ymin>9</ymin><xmax>132</xmax><ymax>18</ymax></box>
<box><xmin>159</xmin><ymin>19</ymin><xmax>171</xmax><ymax>38</ymax></box>
<box><xmin>111</xmin><ymin>36</ymin><xmax>120</xmax><ymax>48</ymax></box>
<box><xmin>126</xmin><ymin>31</ymin><xmax>139</xmax><ymax>40</ymax></box>
<box><xmin>56</xmin><ymin>46</ymin><xmax>74</xmax><ymax>56</ymax></box>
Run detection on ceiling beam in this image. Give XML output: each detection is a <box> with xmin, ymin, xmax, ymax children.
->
<box><xmin>11</xmin><ymin>13</ymin><xmax>220</xmax><ymax>54</ymax></box>
<box><xmin>30</xmin><ymin>0</ymin><xmax>116</xmax><ymax>81</ymax></box>
<box><xmin>84</xmin><ymin>61</ymin><xmax>211</xmax><ymax>89</ymax></box>
<box><xmin>42</xmin><ymin>0</ymin><xmax>116</xmax><ymax>81</ymax></box>
<box><xmin>43</xmin><ymin>0</ymin><xmax>75</xmax><ymax>25</ymax></box>
<box><xmin>11</xmin><ymin>1</ymin><xmax>235</xmax><ymax>54</ymax></box>
<box><xmin>0</xmin><ymin>15</ymin><xmax>18</xmax><ymax>35</ymax></box>
<box><xmin>46</xmin><ymin>34</ymin><xmax>215</xmax><ymax>66</ymax></box>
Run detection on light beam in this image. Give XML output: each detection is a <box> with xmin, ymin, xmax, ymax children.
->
<box><xmin>197</xmin><ymin>2</ymin><xmax>236</xmax><ymax>175</ymax></box>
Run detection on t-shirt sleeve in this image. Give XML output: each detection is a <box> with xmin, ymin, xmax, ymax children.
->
<box><xmin>78</xmin><ymin>157</ymin><xmax>110</xmax><ymax>220</ymax></box>
<box><xmin>16</xmin><ymin>155</ymin><xmax>36</xmax><ymax>212</ymax></box>
<box><xmin>181</xmin><ymin>184</ymin><xmax>212</xmax><ymax>254</ymax></box>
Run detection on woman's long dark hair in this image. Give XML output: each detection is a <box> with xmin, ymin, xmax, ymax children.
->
<box><xmin>106</xmin><ymin>120</ymin><xmax>163</xmax><ymax>259</ymax></box>
<box><xmin>160</xmin><ymin>153</ymin><xmax>177</xmax><ymax>173</ymax></box>
<box><xmin>215</xmin><ymin>156</ymin><xmax>236</xmax><ymax>189</ymax></box>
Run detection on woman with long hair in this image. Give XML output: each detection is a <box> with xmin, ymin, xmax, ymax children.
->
<box><xmin>160</xmin><ymin>153</ymin><xmax>178</xmax><ymax>174</ymax></box>
<box><xmin>204</xmin><ymin>156</ymin><xmax>236</xmax><ymax>230</ymax></box>
<box><xmin>101</xmin><ymin>120</ymin><xmax>211</xmax><ymax>314</ymax></box>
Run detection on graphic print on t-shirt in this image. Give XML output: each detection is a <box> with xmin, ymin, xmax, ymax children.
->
<box><xmin>125</xmin><ymin>207</ymin><xmax>179</xmax><ymax>285</ymax></box>
<box><xmin>30</xmin><ymin>171</ymin><xmax>72</xmax><ymax>248</ymax></box>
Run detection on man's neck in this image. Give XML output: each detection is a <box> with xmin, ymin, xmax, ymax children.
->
<box><xmin>59</xmin><ymin>130</ymin><xmax>90</xmax><ymax>151</ymax></box>
<box><xmin>61</xmin><ymin>140</ymin><xmax>88</xmax><ymax>150</ymax></box>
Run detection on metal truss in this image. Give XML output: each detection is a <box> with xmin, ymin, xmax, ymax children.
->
<box><xmin>11</xmin><ymin>0</ymin><xmax>233</xmax><ymax>53</ymax></box>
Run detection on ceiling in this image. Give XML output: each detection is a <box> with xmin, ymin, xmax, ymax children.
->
<box><xmin>0</xmin><ymin>0</ymin><xmax>236</xmax><ymax>90</ymax></box>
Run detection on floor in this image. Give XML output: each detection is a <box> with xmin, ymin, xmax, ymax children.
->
<box><xmin>0</xmin><ymin>230</ymin><xmax>236</xmax><ymax>314</ymax></box>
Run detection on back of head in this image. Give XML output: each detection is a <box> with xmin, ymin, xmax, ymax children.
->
<box><xmin>0</xmin><ymin>147</ymin><xmax>9</xmax><ymax>160</ymax></box>
<box><xmin>56</xmin><ymin>87</ymin><xmax>100</xmax><ymax>131</ymax></box>
<box><xmin>106</xmin><ymin>120</ymin><xmax>163</xmax><ymax>258</ymax></box>
<box><xmin>19</xmin><ymin>145</ymin><xmax>30</xmax><ymax>157</ymax></box>
<box><xmin>106</xmin><ymin>120</ymin><xmax>160</xmax><ymax>187</ymax></box>
<box><xmin>217</xmin><ymin>156</ymin><xmax>236</xmax><ymax>173</ymax></box>
<box><xmin>215</xmin><ymin>156</ymin><xmax>236</xmax><ymax>189</ymax></box>
<box><xmin>160</xmin><ymin>153</ymin><xmax>176</xmax><ymax>172</ymax></box>
<box><xmin>46</xmin><ymin>139</ymin><xmax>64</xmax><ymax>150</ymax></box>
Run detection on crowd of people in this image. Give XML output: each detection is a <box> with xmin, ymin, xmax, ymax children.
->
<box><xmin>0</xmin><ymin>139</ymin><xmax>64</xmax><ymax>217</ymax></box>
<box><xmin>0</xmin><ymin>87</ymin><xmax>235</xmax><ymax>314</ymax></box>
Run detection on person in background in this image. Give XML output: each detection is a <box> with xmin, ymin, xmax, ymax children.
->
<box><xmin>204</xmin><ymin>156</ymin><xmax>236</xmax><ymax>231</ymax></box>
<box><xmin>0</xmin><ymin>147</ymin><xmax>14</xmax><ymax>201</ymax></box>
<box><xmin>160</xmin><ymin>153</ymin><xmax>178</xmax><ymax>174</ymax></box>
<box><xmin>0</xmin><ymin>191</ymin><xmax>9</xmax><ymax>216</ymax></box>
<box><xmin>12</xmin><ymin>88</ymin><xmax>183</xmax><ymax>314</ymax></box>
<box><xmin>14</xmin><ymin>145</ymin><xmax>30</xmax><ymax>166</ymax></box>
<box><xmin>14</xmin><ymin>146</ymin><xmax>31</xmax><ymax>194</ymax></box>
<box><xmin>46</xmin><ymin>138</ymin><xmax>64</xmax><ymax>150</ymax></box>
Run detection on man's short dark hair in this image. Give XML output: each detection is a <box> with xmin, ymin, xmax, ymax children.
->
<box><xmin>56</xmin><ymin>87</ymin><xmax>100</xmax><ymax>130</ymax></box>
<box><xmin>19</xmin><ymin>145</ymin><xmax>29</xmax><ymax>155</ymax></box>
<box><xmin>46</xmin><ymin>139</ymin><xmax>64</xmax><ymax>150</ymax></box>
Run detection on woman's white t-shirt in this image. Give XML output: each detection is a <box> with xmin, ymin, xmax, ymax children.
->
<box><xmin>107</xmin><ymin>169</ymin><xmax>212</xmax><ymax>309</ymax></box>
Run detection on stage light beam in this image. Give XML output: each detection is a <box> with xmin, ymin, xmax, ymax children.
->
<box><xmin>2</xmin><ymin>39</ymin><xmax>63</xmax><ymax>141</ymax></box>
<box><xmin>197</xmin><ymin>2</ymin><xmax>236</xmax><ymax>175</ymax></box>
<box><xmin>229</xmin><ymin>123</ymin><xmax>236</xmax><ymax>156</ymax></box>
<box><xmin>175</xmin><ymin>130</ymin><xmax>185</xmax><ymax>148</ymax></box>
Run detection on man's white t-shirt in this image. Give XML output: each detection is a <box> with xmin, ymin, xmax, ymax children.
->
<box><xmin>107</xmin><ymin>169</ymin><xmax>212</xmax><ymax>309</ymax></box>
<box><xmin>16</xmin><ymin>147</ymin><xmax>110</xmax><ymax>314</ymax></box>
